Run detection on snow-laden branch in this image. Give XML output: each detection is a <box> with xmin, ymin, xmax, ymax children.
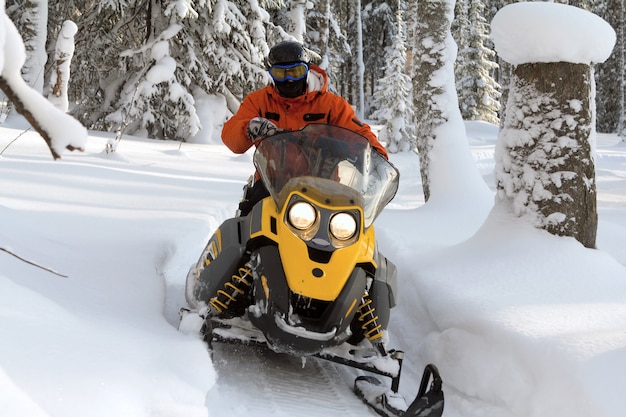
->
<box><xmin>0</xmin><ymin>12</ymin><xmax>86</xmax><ymax>159</ymax></box>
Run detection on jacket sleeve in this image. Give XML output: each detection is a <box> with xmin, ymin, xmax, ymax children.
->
<box><xmin>329</xmin><ymin>95</ymin><xmax>389</xmax><ymax>160</ymax></box>
<box><xmin>221</xmin><ymin>93</ymin><xmax>262</xmax><ymax>154</ymax></box>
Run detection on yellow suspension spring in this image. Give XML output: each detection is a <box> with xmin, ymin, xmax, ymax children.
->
<box><xmin>356</xmin><ymin>294</ymin><xmax>383</xmax><ymax>342</ymax></box>
<box><xmin>209</xmin><ymin>265</ymin><xmax>253</xmax><ymax>314</ymax></box>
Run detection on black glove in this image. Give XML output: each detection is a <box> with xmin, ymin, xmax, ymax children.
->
<box><xmin>247</xmin><ymin>117</ymin><xmax>281</xmax><ymax>143</ymax></box>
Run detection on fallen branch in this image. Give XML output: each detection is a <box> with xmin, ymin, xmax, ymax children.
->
<box><xmin>0</xmin><ymin>246</ymin><xmax>68</xmax><ymax>278</ymax></box>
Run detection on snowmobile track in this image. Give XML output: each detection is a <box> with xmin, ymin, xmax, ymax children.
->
<box><xmin>207</xmin><ymin>342</ymin><xmax>378</xmax><ymax>416</ymax></box>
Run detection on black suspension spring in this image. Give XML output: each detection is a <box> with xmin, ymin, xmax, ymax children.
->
<box><xmin>209</xmin><ymin>265</ymin><xmax>253</xmax><ymax>314</ymax></box>
<box><xmin>356</xmin><ymin>294</ymin><xmax>384</xmax><ymax>344</ymax></box>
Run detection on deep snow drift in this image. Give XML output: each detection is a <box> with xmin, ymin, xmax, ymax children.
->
<box><xmin>1</xmin><ymin>117</ymin><xmax>626</xmax><ymax>417</ymax></box>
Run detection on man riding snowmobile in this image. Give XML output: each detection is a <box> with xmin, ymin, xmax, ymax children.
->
<box><xmin>181</xmin><ymin>41</ymin><xmax>444</xmax><ymax>417</ymax></box>
<box><xmin>221</xmin><ymin>40</ymin><xmax>388</xmax><ymax>215</ymax></box>
<box><xmin>199</xmin><ymin>40</ymin><xmax>396</xmax><ymax>347</ymax></box>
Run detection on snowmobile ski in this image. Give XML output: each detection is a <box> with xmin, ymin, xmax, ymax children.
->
<box><xmin>206</xmin><ymin>316</ymin><xmax>403</xmax><ymax>385</ymax></box>
<box><xmin>197</xmin><ymin>314</ymin><xmax>444</xmax><ymax>417</ymax></box>
<box><xmin>354</xmin><ymin>364</ymin><xmax>444</xmax><ymax>417</ymax></box>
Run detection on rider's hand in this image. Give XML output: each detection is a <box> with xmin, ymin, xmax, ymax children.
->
<box><xmin>247</xmin><ymin>117</ymin><xmax>281</xmax><ymax>143</ymax></box>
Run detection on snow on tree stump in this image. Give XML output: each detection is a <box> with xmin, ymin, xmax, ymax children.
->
<box><xmin>48</xmin><ymin>20</ymin><xmax>78</xmax><ymax>112</ymax></box>
<box><xmin>490</xmin><ymin>3</ymin><xmax>616</xmax><ymax>249</ymax></box>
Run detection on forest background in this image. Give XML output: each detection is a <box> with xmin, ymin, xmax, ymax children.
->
<box><xmin>5</xmin><ymin>0</ymin><xmax>625</xmax><ymax>154</ymax></box>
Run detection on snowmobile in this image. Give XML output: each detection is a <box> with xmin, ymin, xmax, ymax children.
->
<box><xmin>180</xmin><ymin>124</ymin><xmax>444</xmax><ymax>417</ymax></box>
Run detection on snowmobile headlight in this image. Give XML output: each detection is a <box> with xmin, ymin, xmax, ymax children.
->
<box><xmin>288</xmin><ymin>201</ymin><xmax>317</xmax><ymax>230</ymax></box>
<box><xmin>330</xmin><ymin>212</ymin><xmax>357</xmax><ymax>240</ymax></box>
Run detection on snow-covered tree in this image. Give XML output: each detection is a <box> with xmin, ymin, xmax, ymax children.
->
<box><xmin>453</xmin><ymin>0</ymin><xmax>470</xmax><ymax>91</ymax></box>
<box><xmin>288</xmin><ymin>0</ymin><xmax>308</xmax><ymax>41</ymax></box>
<box><xmin>408</xmin><ymin>0</ymin><xmax>492</xmax><ymax>204</ymax></box>
<box><xmin>354</xmin><ymin>0</ymin><xmax>365</xmax><ymax>118</ymax></box>
<box><xmin>616</xmin><ymin>0</ymin><xmax>626</xmax><ymax>140</ymax></box>
<box><xmin>0</xmin><ymin>1</ymin><xmax>86</xmax><ymax>159</ymax></box>
<box><xmin>593</xmin><ymin>0</ymin><xmax>625</xmax><ymax>136</ymax></box>
<box><xmin>48</xmin><ymin>20</ymin><xmax>77</xmax><ymax>112</ymax></box>
<box><xmin>455</xmin><ymin>0</ymin><xmax>501</xmax><ymax>124</ymax></box>
<box><xmin>100</xmin><ymin>2</ymin><xmax>201</xmax><ymax>142</ymax></box>
<box><xmin>337</xmin><ymin>0</ymin><xmax>365</xmax><ymax>109</ymax></box>
<box><xmin>369</xmin><ymin>5</ymin><xmax>414</xmax><ymax>153</ymax></box>
<box><xmin>306</xmin><ymin>0</ymin><xmax>350</xmax><ymax>85</ymax></box>
<box><xmin>496</xmin><ymin>63</ymin><xmax>599</xmax><ymax>248</ymax></box>
<box><xmin>362</xmin><ymin>0</ymin><xmax>395</xmax><ymax>113</ymax></box>
<box><xmin>6</xmin><ymin>0</ymin><xmax>47</xmax><ymax>94</ymax></box>
<box><xmin>42</xmin><ymin>0</ymin><xmax>281</xmax><ymax>142</ymax></box>
<box><xmin>410</xmin><ymin>0</ymin><xmax>451</xmax><ymax>201</ymax></box>
<box><xmin>492</xmin><ymin>2</ymin><xmax>616</xmax><ymax>249</ymax></box>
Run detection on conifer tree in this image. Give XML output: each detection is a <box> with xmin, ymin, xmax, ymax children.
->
<box><xmin>453</xmin><ymin>0</ymin><xmax>470</xmax><ymax>98</ymax></box>
<box><xmin>594</xmin><ymin>0</ymin><xmax>624</xmax><ymax>135</ymax></box>
<box><xmin>369</xmin><ymin>6</ymin><xmax>414</xmax><ymax>153</ymax></box>
<box><xmin>455</xmin><ymin>0</ymin><xmax>500</xmax><ymax>124</ymax></box>
<box><xmin>484</xmin><ymin>0</ymin><xmax>516</xmax><ymax>126</ymax></box>
<box><xmin>355</xmin><ymin>0</ymin><xmax>365</xmax><ymax>118</ymax></box>
<box><xmin>306</xmin><ymin>0</ymin><xmax>350</xmax><ymax>91</ymax></box>
<box><xmin>362</xmin><ymin>0</ymin><xmax>395</xmax><ymax>111</ymax></box>
<box><xmin>410</xmin><ymin>0</ymin><xmax>450</xmax><ymax>201</ymax></box>
<box><xmin>44</xmin><ymin>0</ymin><xmax>282</xmax><ymax>142</ymax></box>
<box><xmin>6</xmin><ymin>0</ymin><xmax>47</xmax><ymax>93</ymax></box>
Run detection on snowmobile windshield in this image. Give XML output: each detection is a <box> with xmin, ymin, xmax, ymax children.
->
<box><xmin>253</xmin><ymin>124</ymin><xmax>399</xmax><ymax>228</ymax></box>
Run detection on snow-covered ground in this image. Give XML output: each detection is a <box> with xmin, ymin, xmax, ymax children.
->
<box><xmin>1</xmin><ymin>116</ymin><xmax>625</xmax><ymax>417</ymax></box>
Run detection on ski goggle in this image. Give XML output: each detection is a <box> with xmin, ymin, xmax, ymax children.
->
<box><xmin>269</xmin><ymin>63</ymin><xmax>309</xmax><ymax>82</ymax></box>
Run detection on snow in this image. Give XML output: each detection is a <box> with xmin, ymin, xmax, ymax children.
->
<box><xmin>47</xmin><ymin>20</ymin><xmax>78</xmax><ymax>112</ymax></box>
<box><xmin>491</xmin><ymin>2</ymin><xmax>616</xmax><ymax>65</ymax></box>
<box><xmin>1</xmin><ymin>115</ymin><xmax>626</xmax><ymax>417</ymax></box>
<box><xmin>2</xmin><ymin>1</ymin><xmax>626</xmax><ymax>416</ymax></box>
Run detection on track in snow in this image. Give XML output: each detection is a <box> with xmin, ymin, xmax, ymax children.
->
<box><xmin>205</xmin><ymin>342</ymin><xmax>380</xmax><ymax>416</ymax></box>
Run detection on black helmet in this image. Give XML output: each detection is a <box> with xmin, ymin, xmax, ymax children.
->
<box><xmin>265</xmin><ymin>41</ymin><xmax>311</xmax><ymax>68</ymax></box>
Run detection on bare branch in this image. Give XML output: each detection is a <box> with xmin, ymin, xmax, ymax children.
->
<box><xmin>0</xmin><ymin>246</ymin><xmax>68</xmax><ymax>278</ymax></box>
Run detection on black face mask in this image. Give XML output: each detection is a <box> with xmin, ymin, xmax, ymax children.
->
<box><xmin>275</xmin><ymin>78</ymin><xmax>307</xmax><ymax>98</ymax></box>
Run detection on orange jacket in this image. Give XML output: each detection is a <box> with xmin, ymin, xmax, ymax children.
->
<box><xmin>222</xmin><ymin>65</ymin><xmax>388</xmax><ymax>159</ymax></box>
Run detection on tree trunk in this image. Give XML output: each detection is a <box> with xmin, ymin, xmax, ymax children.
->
<box><xmin>498</xmin><ymin>62</ymin><xmax>597</xmax><ymax>248</ymax></box>
<box><xmin>48</xmin><ymin>20</ymin><xmax>78</xmax><ymax>112</ymax></box>
<box><xmin>411</xmin><ymin>0</ymin><xmax>451</xmax><ymax>202</ymax></box>
<box><xmin>355</xmin><ymin>0</ymin><xmax>365</xmax><ymax>119</ymax></box>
